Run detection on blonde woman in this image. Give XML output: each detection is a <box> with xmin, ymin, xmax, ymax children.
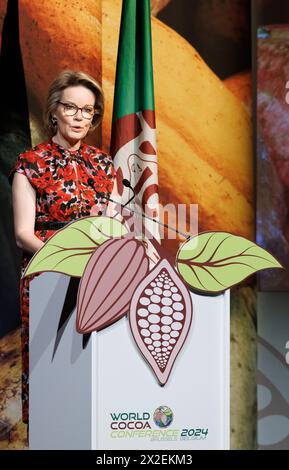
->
<box><xmin>9</xmin><ymin>70</ymin><xmax>116</xmax><ymax>424</ymax></box>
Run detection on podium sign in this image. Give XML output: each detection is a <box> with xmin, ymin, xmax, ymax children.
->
<box><xmin>29</xmin><ymin>272</ymin><xmax>230</xmax><ymax>450</ymax></box>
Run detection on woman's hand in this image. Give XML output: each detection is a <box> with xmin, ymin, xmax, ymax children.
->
<box><xmin>12</xmin><ymin>173</ymin><xmax>44</xmax><ymax>254</ymax></box>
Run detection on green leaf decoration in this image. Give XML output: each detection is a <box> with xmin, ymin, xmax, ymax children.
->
<box><xmin>24</xmin><ymin>216</ymin><xmax>128</xmax><ymax>278</ymax></box>
<box><xmin>176</xmin><ymin>232</ymin><xmax>283</xmax><ymax>293</ymax></box>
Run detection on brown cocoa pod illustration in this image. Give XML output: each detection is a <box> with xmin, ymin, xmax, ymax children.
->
<box><xmin>76</xmin><ymin>237</ymin><xmax>149</xmax><ymax>333</ymax></box>
<box><xmin>129</xmin><ymin>258</ymin><xmax>193</xmax><ymax>385</ymax></box>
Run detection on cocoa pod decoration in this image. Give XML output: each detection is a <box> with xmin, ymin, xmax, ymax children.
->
<box><xmin>129</xmin><ymin>258</ymin><xmax>193</xmax><ymax>385</ymax></box>
<box><xmin>76</xmin><ymin>238</ymin><xmax>149</xmax><ymax>333</ymax></box>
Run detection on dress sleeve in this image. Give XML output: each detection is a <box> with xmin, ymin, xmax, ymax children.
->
<box><xmin>8</xmin><ymin>151</ymin><xmax>37</xmax><ymax>187</ymax></box>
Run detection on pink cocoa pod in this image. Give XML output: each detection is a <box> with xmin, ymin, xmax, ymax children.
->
<box><xmin>76</xmin><ymin>238</ymin><xmax>149</xmax><ymax>333</ymax></box>
<box><xmin>129</xmin><ymin>258</ymin><xmax>193</xmax><ymax>385</ymax></box>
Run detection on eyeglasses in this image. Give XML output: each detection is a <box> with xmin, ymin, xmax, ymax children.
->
<box><xmin>57</xmin><ymin>100</ymin><xmax>97</xmax><ymax>119</ymax></box>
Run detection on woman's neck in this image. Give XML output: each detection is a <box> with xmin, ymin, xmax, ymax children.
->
<box><xmin>52</xmin><ymin>134</ymin><xmax>81</xmax><ymax>151</ymax></box>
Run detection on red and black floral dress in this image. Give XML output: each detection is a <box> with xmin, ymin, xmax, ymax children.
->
<box><xmin>8</xmin><ymin>138</ymin><xmax>116</xmax><ymax>423</ymax></box>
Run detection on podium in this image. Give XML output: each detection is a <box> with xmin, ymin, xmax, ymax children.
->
<box><xmin>29</xmin><ymin>272</ymin><xmax>230</xmax><ymax>450</ymax></box>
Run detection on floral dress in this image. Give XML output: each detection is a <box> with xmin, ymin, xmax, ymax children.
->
<box><xmin>8</xmin><ymin>138</ymin><xmax>116</xmax><ymax>423</ymax></box>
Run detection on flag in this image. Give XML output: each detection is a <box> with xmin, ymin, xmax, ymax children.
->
<box><xmin>110</xmin><ymin>0</ymin><xmax>159</xmax><ymax>240</ymax></box>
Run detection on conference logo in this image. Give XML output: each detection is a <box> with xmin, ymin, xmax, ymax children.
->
<box><xmin>153</xmin><ymin>406</ymin><xmax>174</xmax><ymax>428</ymax></box>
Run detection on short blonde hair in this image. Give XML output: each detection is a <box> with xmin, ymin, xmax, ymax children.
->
<box><xmin>43</xmin><ymin>70</ymin><xmax>104</xmax><ymax>136</ymax></box>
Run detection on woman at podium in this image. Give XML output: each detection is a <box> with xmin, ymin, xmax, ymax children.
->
<box><xmin>8</xmin><ymin>70</ymin><xmax>116</xmax><ymax>424</ymax></box>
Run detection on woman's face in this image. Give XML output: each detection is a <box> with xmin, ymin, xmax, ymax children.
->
<box><xmin>53</xmin><ymin>85</ymin><xmax>96</xmax><ymax>145</ymax></box>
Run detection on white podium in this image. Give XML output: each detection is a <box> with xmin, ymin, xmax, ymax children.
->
<box><xmin>29</xmin><ymin>272</ymin><xmax>230</xmax><ymax>450</ymax></box>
